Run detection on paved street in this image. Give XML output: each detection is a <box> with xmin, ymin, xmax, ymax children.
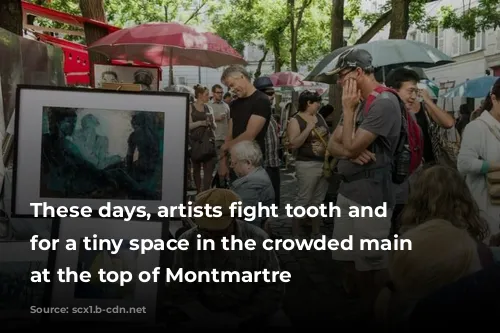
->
<box><xmin>269</xmin><ymin>169</ymin><xmax>369</xmax><ymax>329</ymax></box>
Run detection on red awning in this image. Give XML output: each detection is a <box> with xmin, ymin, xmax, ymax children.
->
<box><xmin>35</xmin><ymin>33</ymin><xmax>163</xmax><ymax>84</ymax></box>
<box><xmin>36</xmin><ymin>32</ymin><xmax>91</xmax><ymax>84</ymax></box>
<box><xmin>24</xmin><ymin>2</ymin><xmax>162</xmax><ymax>85</ymax></box>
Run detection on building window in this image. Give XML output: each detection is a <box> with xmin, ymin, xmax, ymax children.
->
<box><xmin>452</xmin><ymin>32</ymin><xmax>460</xmax><ymax>56</ymax></box>
<box><xmin>433</xmin><ymin>26</ymin><xmax>438</xmax><ymax>48</ymax></box>
<box><xmin>468</xmin><ymin>31</ymin><xmax>483</xmax><ymax>52</ymax></box>
<box><xmin>417</xmin><ymin>31</ymin><xmax>427</xmax><ymax>44</ymax></box>
<box><xmin>497</xmin><ymin>30</ymin><xmax>500</xmax><ymax>51</ymax></box>
<box><xmin>438</xmin><ymin>27</ymin><xmax>444</xmax><ymax>52</ymax></box>
<box><xmin>409</xmin><ymin>32</ymin><xmax>416</xmax><ymax>40</ymax></box>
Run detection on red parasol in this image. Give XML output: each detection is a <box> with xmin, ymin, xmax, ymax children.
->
<box><xmin>269</xmin><ymin>71</ymin><xmax>306</xmax><ymax>87</ymax></box>
<box><xmin>270</xmin><ymin>71</ymin><xmax>328</xmax><ymax>95</ymax></box>
<box><xmin>87</xmin><ymin>22</ymin><xmax>246</xmax><ymax>68</ymax></box>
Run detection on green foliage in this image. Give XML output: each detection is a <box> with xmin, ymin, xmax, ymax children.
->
<box><xmin>440</xmin><ymin>0</ymin><xmax>500</xmax><ymax>39</ymax></box>
<box><xmin>29</xmin><ymin>0</ymin><xmax>215</xmax><ymax>41</ymax></box>
<box><xmin>347</xmin><ymin>0</ymin><xmax>499</xmax><ymax>40</ymax></box>
<box><xmin>210</xmin><ymin>0</ymin><xmax>330</xmax><ymax>70</ymax></box>
<box><xmin>345</xmin><ymin>0</ymin><xmax>437</xmax><ymax>32</ymax></box>
<box><xmin>106</xmin><ymin>0</ymin><xmax>219</xmax><ymax>26</ymax></box>
<box><xmin>344</xmin><ymin>0</ymin><xmax>361</xmax><ymax>22</ymax></box>
<box><xmin>410</xmin><ymin>0</ymin><xmax>438</xmax><ymax>31</ymax></box>
<box><xmin>30</xmin><ymin>0</ymin><xmax>82</xmax><ymax>42</ymax></box>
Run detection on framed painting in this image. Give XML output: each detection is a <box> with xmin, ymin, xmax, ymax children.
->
<box><xmin>12</xmin><ymin>85</ymin><xmax>189</xmax><ymax>217</ymax></box>
<box><xmin>0</xmin><ymin>241</ymin><xmax>49</xmax><ymax>329</ymax></box>
<box><xmin>48</xmin><ymin>217</ymin><xmax>168</xmax><ymax>323</ymax></box>
<box><xmin>94</xmin><ymin>64</ymin><xmax>160</xmax><ymax>91</ymax></box>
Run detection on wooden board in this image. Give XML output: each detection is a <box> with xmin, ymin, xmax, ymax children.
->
<box><xmin>101</xmin><ymin>82</ymin><xmax>143</xmax><ymax>91</ymax></box>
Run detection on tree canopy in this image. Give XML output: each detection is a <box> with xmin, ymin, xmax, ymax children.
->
<box><xmin>440</xmin><ymin>0</ymin><xmax>500</xmax><ymax>39</ymax></box>
<box><xmin>211</xmin><ymin>0</ymin><xmax>330</xmax><ymax>72</ymax></box>
<box><xmin>24</xmin><ymin>0</ymin><xmax>500</xmax><ymax>71</ymax></box>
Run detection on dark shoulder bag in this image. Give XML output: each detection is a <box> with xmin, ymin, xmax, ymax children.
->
<box><xmin>190</xmin><ymin>105</ymin><xmax>216</xmax><ymax>163</ymax></box>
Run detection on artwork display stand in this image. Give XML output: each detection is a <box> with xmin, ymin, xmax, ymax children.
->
<box><xmin>2</xmin><ymin>84</ymin><xmax>190</xmax><ymax>327</ymax></box>
<box><xmin>93</xmin><ymin>64</ymin><xmax>161</xmax><ymax>91</ymax></box>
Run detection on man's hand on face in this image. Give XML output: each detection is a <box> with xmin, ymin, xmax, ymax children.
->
<box><xmin>342</xmin><ymin>78</ymin><xmax>361</xmax><ymax>114</ymax></box>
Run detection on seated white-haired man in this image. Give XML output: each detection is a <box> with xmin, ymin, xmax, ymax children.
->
<box><xmin>229</xmin><ymin>140</ymin><xmax>275</xmax><ymax>228</ymax></box>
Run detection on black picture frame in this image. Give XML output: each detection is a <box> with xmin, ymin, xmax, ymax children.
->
<box><xmin>0</xmin><ymin>238</ymin><xmax>52</xmax><ymax>329</ymax></box>
<box><xmin>12</xmin><ymin>85</ymin><xmax>189</xmax><ymax>219</ymax></box>
<box><xmin>43</xmin><ymin>216</ymin><xmax>171</xmax><ymax>325</ymax></box>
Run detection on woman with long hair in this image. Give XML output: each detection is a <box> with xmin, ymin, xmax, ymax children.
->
<box><xmin>399</xmin><ymin>165</ymin><xmax>490</xmax><ymax>243</ymax></box>
<box><xmin>189</xmin><ymin>85</ymin><xmax>216</xmax><ymax>193</ymax></box>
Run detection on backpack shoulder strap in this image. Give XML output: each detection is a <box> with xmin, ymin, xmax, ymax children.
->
<box><xmin>364</xmin><ymin>86</ymin><xmax>401</xmax><ymax>114</ymax></box>
<box><xmin>477</xmin><ymin>118</ymin><xmax>500</xmax><ymax>142</ymax></box>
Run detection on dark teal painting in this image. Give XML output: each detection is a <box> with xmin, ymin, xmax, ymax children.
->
<box><xmin>40</xmin><ymin>107</ymin><xmax>164</xmax><ymax>200</ymax></box>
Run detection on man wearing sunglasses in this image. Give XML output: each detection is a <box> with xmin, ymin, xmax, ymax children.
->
<box><xmin>327</xmin><ymin>48</ymin><xmax>402</xmax><ymax>314</ymax></box>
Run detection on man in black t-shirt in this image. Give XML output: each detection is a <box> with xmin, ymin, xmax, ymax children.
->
<box><xmin>218</xmin><ymin>65</ymin><xmax>272</xmax><ymax>180</ymax></box>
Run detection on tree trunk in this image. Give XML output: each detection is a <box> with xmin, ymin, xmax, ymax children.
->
<box><xmin>288</xmin><ymin>0</ymin><xmax>297</xmax><ymax>72</ymax></box>
<box><xmin>272</xmin><ymin>42</ymin><xmax>283</xmax><ymax>115</ymax></box>
<box><xmin>254</xmin><ymin>49</ymin><xmax>269</xmax><ymax>79</ymax></box>
<box><xmin>0</xmin><ymin>0</ymin><xmax>23</xmax><ymax>36</ymax></box>
<box><xmin>355</xmin><ymin>10</ymin><xmax>392</xmax><ymax>44</ymax></box>
<box><xmin>389</xmin><ymin>0</ymin><xmax>410</xmax><ymax>39</ymax></box>
<box><xmin>79</xmin><ymin>0</ymin><xmax>110</xmax><ymax>86</ymax></box>
<box><xmin>329</xmin><ymin>0</ymin><xmax>344</xmax><ymax>129</ymax></box>
<box><xmin>273</xmin><ymin>42</ymin><xmax>282</xmax><ymax>73</ymax></box>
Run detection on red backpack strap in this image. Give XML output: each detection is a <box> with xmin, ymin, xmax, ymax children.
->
<box><xmin>364</xmin><ymin>85</ymin><xmax>397</xmax><ymax>115</ymax></box>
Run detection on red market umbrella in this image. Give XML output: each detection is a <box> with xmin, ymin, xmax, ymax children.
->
<box><xmin>269</xmin><ymin>71</ymin><xmax>306</xmax><ymax>87</ymax></box>
<box><xmin>269</xmin><ymin>71</ymin><xmax>328</xmax><ymax>94</ymax></box>
<box><xmin>88</xmin><ymin>22</ymin><xmax>246</xmax><ymax>68</ymax></box>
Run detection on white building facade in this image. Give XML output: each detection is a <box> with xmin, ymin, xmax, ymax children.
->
<box><xmin>357</xmin><ymin>0</ymin><xmax>500</xmax><ymax>91</ymax></box>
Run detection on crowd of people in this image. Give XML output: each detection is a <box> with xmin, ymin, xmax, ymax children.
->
<box><xmin>175</xmin><ymin>51</ymin><xmax>500</xmax><ymax>329</ymax></box>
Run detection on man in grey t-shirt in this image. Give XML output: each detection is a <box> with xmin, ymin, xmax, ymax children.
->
<box><xmin>326</xmin><ymin>49</ymin><xmax>401</xmax><ymax>308</ymax></box>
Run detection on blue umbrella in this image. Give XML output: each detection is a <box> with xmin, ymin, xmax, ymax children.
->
<box><xmin>443</xmin><ymin>76</ymin><xmax>500</xmax><ymax>98</ymax></box>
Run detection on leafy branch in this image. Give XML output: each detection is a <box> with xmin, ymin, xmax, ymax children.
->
<box><xmin>440</xmin><ymin>0</ymin><xmax>500</xmax><ymax>39</ymax></box>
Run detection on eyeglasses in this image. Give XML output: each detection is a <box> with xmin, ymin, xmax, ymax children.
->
<box><xmin>406</xmin><ymin>88</ymin><xmax>419</xmax><ymax>96</ymax></box>
<box><xmin>265</xmin><ymin>91</ymin><xmax>275</xmax><ymax>96</ymax></box>
<box><xmin>214</xmin><ymin>91</ymin><xmax>223</xmax><ymax>94</ymax></box>
<box><xmin>338</xmin><ymin>68</ymin><xmax>355</xmax><ymax>81</ymax></box>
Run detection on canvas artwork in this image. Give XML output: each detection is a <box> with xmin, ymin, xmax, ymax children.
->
<box><xmin>49</xmin><ymin>218</ymin><xmax>163</xmax><ymax>322</ymax></box>
<box><xmin>94</xmin><ymin>65</ymin><xmax>160</xmax><ymax>91</ymax></box>
<box><xmin>0</xmin><ymin>242</ymin><xmax>48</xmax><ymax>327</ymax></box>
<box><xmin>40</xmin><ymin>107</ymin><xmax>164</xmax><ymax>200</ymax></box>
<box><xmin>74</xmin><ymin>238</ymin><xmax>138</xmax><ymax>300</ymax></box>
<box><xmin>13</xmin><ymin>86</ymin><xmax>188</xmax><ymax>216</ymax></box>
